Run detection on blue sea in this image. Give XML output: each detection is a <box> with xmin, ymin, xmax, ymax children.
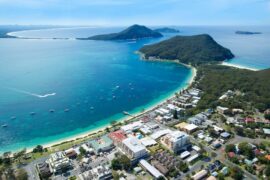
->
<box><xmin>0</xmin><ymin>26</ymin><xmax>269</xmax><ymax>153</ymax></box>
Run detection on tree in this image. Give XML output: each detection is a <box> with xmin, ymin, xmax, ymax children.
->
<box><xmin>79</xmin><ymin>147</ymin><xmax>87</xmax><ymax>156</ymax></box>
<box><xmin>173</xmin><ymin>110</ymin><xmax>178</xmax><ymax>119</ymax></box>
<box><xmin>265</xmin><ymin>165</ymin><xmax>270</xmax><ymax>177</ymax></box>
<box><xmin>13</xmin><ymin>148</ymin><xmax>26</xmax><ymax>163</ymax></box>
<box><xmin>238</xmin><ymin>142</ymin><xmax>254</xmax><ymax>160</ymax></box>
<box><xmin>217</xmin><ymin>173</ymin><xmax>225</xmax><ymax>180</ymax></box>
<box><xmin>32</xmin><ymin>145</ymin><xmax>44</xmax><ymax>153</ymax></box>
<box><xmin>15</xmin><ymin>169</ymin><xmax>28</xmax><ymax>180</ymax></box>
<box><xmin>230</xmin><ymin>167</ymin><xmax>243</xmax><ymax>180</ymax></box>
<box><xmin>225</xmin><ymin>144</ymin><xmax>236</xmax><ymax>153</ymax></box>
<box><xmin>111</xmin><ymin>155</ymin><xmax>131</xmax><ymax>171</ymax></box>
<box><xmin>235</xmin><ymin>126</ymin><xmax>245</xmax><ymax>136</ymax></box>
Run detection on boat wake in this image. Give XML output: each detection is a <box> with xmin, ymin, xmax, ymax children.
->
<box><xmin>6</xmin><ymin>87</ymin><xmax>56</xmax><ymax>98</ymax></box>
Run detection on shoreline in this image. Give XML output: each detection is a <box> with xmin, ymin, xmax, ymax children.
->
<box><xmin>36</xmin><ymin>54</ymin><xmax>197</xmax><ymax>153</ymax></box>
<box><xmin>221</xmin><ymin>61</ymin><xmax>259</xmax><ymax>71</ymax></box>
<box><xmin>2</xmin><ymin>56</ymin><xmax>196</xmax><ymax>155</ymax></box>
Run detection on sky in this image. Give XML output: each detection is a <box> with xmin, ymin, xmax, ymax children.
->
<box><xmin>0</xmin><ymin>0</ymin><xmax>269</xmax><ymax>26</ymax></box>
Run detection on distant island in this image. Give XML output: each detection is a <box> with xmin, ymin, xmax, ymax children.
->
<box><xmin>139</xmin><ymin>34</ymin><xmax>234</xmax><ymax>66</ymax></box>
<box><xmin>235</xmin><ymin>31</ymin><xmax>262</xmax><ymax>35</ymax></box>
<box><xmin>78</xmin><ymin>24</ymin><xmax>163</xmax><ymax>41</ymax></box>
<box><xmin>154</xmin><ymin>27</ymin><xmax>180</xmax><ymax>33</ymax></box>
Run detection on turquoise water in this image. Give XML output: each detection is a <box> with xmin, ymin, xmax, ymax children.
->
<box><xmin>0</xmin><ymin>28</ymin><xmax>192</xmax><ymax>153</ymax></box>
<box><xmin>1</xmin><ymin>26</ymin><xmax>270</xmax><ymax>153</ymax></box>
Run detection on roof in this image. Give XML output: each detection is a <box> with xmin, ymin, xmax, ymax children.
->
<box><xmin>192</xmin><ymin>170</ymin><xmax>208</xmax><ymax>180</ymax></box>
<box><xmin>89</xmin><ymin>135</ymin><xmax>113</xmax><ymax>151</ymax></box>
<box><xmin>121</xmin><ymin>121</ymin><xmax>142</xmax><ymax>132</ymax></box>
<box><xmin>207</xmin><ymin>176</ymin><xmax>217</xmax><ymax>180</ymax></box>
<box><xmin>140</xmin><ymin>137</ymin><xmax>157</xmax><ymax>147</ymax></box>
<box><xmin>168</xmin><ymin>131</ymin><xmax>188</xmax><ymax>143</ymax></box>
<box><xmin>263</xmin><ymin>128</ymin><xmax>270</xmax><ymax>135</ymax></box>
<box><xmin>109</xmin><ymin>130</ymin><xmax>127</xmax><ymax>142</ymax></box>
<box><xmin>180</xmin><ymin>151</ymin><xmax>190</xmax><ymax>159</ymax></box>
<box><xmin>186</xmin><ymin>154</ymin><xmax>199</xmax><ymax>163</ymax></box>
<box><xmin>150</xmin><ymin>129</ymin><xmax>172</xmax><ymax>139</ymax></box>
<box><xmin>185</xmin><ymin>124</ymin><xmax>198</xmax><ymax>131</ymax></box>
<box><xmin>139</xmin><ymin>159</ymin><xmax>163</xmax><ymax>179</ymax></box>
<box><xmin>220</xmin><ymin>132</ymin><xmax>231</xmax><ymax>138</ymax></box>
<box><xmin>122</xmin><ymin>137</ymin><xmax>146</xmax><ymax>153</ymax></box>
<box><xmin>175</xmin><ymin>122</ymin><xmax>188</xmax><ymax>129</ymax></box>
<box><xmin>192</xmin><ymin>146</ymin><xmax>201</xmax><ymax>152</ymax></box>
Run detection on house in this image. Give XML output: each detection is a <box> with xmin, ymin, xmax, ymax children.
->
<box><xmin>216</xmin><ymin>106</ymin><xmax>229</xmax><ymax>115</ymax></box>
<box><xmin>64</xmin><ymin>148</ymin><xmax>77</xmax><ymax>159</ymax></box>
<box><xmin>188</xmin><ymin>113</ymin><xmax>208</xmax><ymax>125</ymax></box>
<box><xmin>175</xmin><ymin>122</ymin><xmax>198</xmax><ymax>134</ymax></box>
<box><xmin>150</xmin><ymin>129</ymin><xmax>172</xmax><ymax>140</ymax></box>
<box><xmin>140</xmin><ymin>137</ymin><xmax>157</xmax><ymax>147</ymax></box>
<box><xmin>220</xmin><ymin>132</ymin><xmax>231</xmax><ymax>139</ymax></box>
<box><xmin>46</xmin><ymin>151</ymin><xmax>72</xmax><ymax>174</ymax></box>
<box><xmin>120</xmin><ymin>137</ymin><xmax>148</xmax><ymax>161</ymax></box>
<box><xmin>139</xmin><ymin>159</ymin><xmax>163</xmax><ymax>179</ymax></box>
<box><xmin>263</xmin><ymin>128</ymin><xmax>270</xmax><ymax>136</ymax></box>
<box><xmin>160</xmin><ymin>130</ymin><xmax>190</xmax><ymax>153</ymax></box>
<box><xmin>88</xmin><ymin>135</ymin><xmax>114</xmax><ymax>154</ymax></box>
<box><xmin>192</xmin><ymin>170</ymin><xmax>208</xmax><ymax>180</ymax></box>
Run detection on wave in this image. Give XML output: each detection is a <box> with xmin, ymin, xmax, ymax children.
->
<box><xmin>6</xmin><ymin>87</ymin><xmax>56</xmax><ymax>98</ymax></box>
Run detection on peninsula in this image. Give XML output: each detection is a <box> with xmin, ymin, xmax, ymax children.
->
<box><xmin>154</xmin><ymin>27</ymin><xmax>180</xmax><ymax>33</ymax></box>
<box><xmin>139</xmin><ymin>34</ymin><xmax>234</xmax><ymax>65</ymax></box>
<box><xmin>235</xmin><ymin>31</ymin><xmax>262</xmax><ymax>35</ymax></box>
<box><xmin>78</xmin><ymin>24</ymin><xmax>163</xmax><ymax>40</ymax></box>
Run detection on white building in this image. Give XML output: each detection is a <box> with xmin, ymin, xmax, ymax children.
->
<box><xmin>121</xmin><ymin>121</ymin><xmax>143</xmax><ymax>133</ymax></box>
<box><xmin>160</xmin><ymin>131</ymin><xmax>190</xmax><ymax>153</ymax></box>
<box><xmin>139</xmin><ymin>159</ymin><xmax>163</xmax><ymax>179</ymax></box>
<box><xmin>120</xmin><ymin>137</ymin><xmax>148</xmax><ymax>160</ymax></box>
<box><xmin>46</xmin><ymin>151</ymin><xmax>71</xmax><ymax>173</ymax></box>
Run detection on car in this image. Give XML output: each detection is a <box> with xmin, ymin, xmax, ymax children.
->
<box><xmin>202</xmin><ymin>157</ymin><xmax>211</xmax><ymax>162</ymax></box>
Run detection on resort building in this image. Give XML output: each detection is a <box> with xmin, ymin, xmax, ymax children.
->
<box><xmin>88</xmin><ymin>135</ymin><xmax>114</xmax><ymax>154</ymax></box>
<box><xmin>120</xmin><ymin>137</ymin><xmax>148</xmax><ymax>161</ymax></box>
<box><xmin>120</xmin><ymin>121</ymin><xmax>143</xmax><ymax>133</ymax></box>
<box><xmin>36</xmin><ymin>161</ymin><xmax>52</xmax><ymax>179</ymax></box>
<box><xmin>192</xmin><ymin>170</ymin><xmax>208</xmax><ymax>180</ymax></box>
<box><xmin>46</xmin><ymin>151</ymin><xmax>72</xmax><ymax>174</ymax></box>
<box><xmin>108</xmin><ymin>130</ymin><xmax>127</xmax><ymax>145</ymax></box>
<box><xmin>160</xmin><ymin>130</ymin><xmax>190</xmax><ymax>153</ymax></box>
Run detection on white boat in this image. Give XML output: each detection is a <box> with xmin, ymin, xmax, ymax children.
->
<box><xmin>2</xmin><ymin>124</ymin><xmax>8</xmax><ymax>128</ymax></box>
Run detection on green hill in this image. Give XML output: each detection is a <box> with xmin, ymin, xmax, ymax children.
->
<box><xmin>194</xmin><ymin>65</ymin><xmax>270</xmax><ymax>112</ymax></box>
<box><xmin>139</xmin><ymin>34</ymin><xmax>234</xmax><ymax>66</ymax></box>
<box><xmin>79</xmin><ymin>24</ymin><xmax>163</xmax><ymax>40</ymax></box>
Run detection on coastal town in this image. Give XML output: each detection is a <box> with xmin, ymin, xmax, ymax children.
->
<box><xmin>1</xmin><ymin>76</ymin><xmax>270</xmax><ymax>180</ymax></box>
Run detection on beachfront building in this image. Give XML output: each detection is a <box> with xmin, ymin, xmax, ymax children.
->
<box><xmin>46</xmin><ymin>151</ymin><xmax>72</xmax><ymax>174</ymax></box>
<box><xmin>88</xmin><ymin>135</ymin><xmax>114</xmax><ymax>154</ymax></box>
<box><xmin>160</xmin><ymin>130</ymin><xmax>190</xmax><ymax>153</ymax></box>
<box><xmin>120</xmin><ymin>121</ymin><xmax>143</xmax><ymax>133</ymax></box>
<box><xmin>108</xmin><ymin>130</ymin><xmax>127</xmax><ymax>145</ymax></box>
<box><xmin>120</xmin><ymin>137</ymin><xmax>148</xmax><ymax>161</ymax></box>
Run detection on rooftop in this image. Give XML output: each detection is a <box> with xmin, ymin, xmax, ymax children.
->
<box><xmin>122</xmin><ymin>137</ymin><xmax>146</xmax><ymax>153</ymax></box>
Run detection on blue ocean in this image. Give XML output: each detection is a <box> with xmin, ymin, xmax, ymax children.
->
<box><xmin>0</xmin><ymin>26</ymin><xmax>269</xmax><ymax>153</ymax></box>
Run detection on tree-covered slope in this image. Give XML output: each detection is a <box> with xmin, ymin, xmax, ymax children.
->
<box><xmin>194</xmin><ymin>65</ymin><xmax>270</xmax><ymax>112</ymax></box>
<box><xmin>154</xmin><ymin>27</ymin><xmax>180</xmax><ymax>33</ymax></box>
<box><xmin>139</xmin><ymin>34</ymin><xmax>234</xmax><ymax>66</ymax></box>
<box><xmin>80</xmin><ymin>24</ymin><xmax>163</xmax><ymax>40</ymax></box>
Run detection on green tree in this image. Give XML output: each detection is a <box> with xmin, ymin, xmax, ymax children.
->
<box><xmin>225</xmin><ymin>144</ymin><xmax>236</xmax><ymax>153</ymax></box>
<box><xmin>230</xmin><ymin>167</ymin><xmax>243</xmax><ymax>180</ymax></box>
<box><xmin>32</xmin><ymin>145</ymin><xmax>44</xmax><ymax>153</ymax></box>
<box><xmin>15</xmin><ymin>169</ymin><xmax>28</xmax><ymax>180</ymax></box>
<box><xmin>265</xmin><ymin>165</ymin><xmax>270</xmax><ymax>177</ymax></box>
<box><xmin>79</xmin><ymin>147</ymin><xmax>87</xmax><ymax>156</ymax></box>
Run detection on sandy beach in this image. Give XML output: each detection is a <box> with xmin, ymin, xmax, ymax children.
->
<box><xmin>24</xmin><ymin>61</ymin><xmax>197</xmax><ymax>154</ymax></box>
<box><xmin>221</xmin><ymin>62</ymin><xmax>259</xmax><ymax>71</ymax></box>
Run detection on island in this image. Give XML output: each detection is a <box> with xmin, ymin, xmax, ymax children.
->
<box><xmin>78</xmin><ymin>24</ymin><xmax>163</xmax><ymax>40</ymax></box>
<box><xmin>235</xmin><ymin>31</ymin><xmax>262</xmax><ymax>35</ymax></box>
<box><xmin>139</xmin><ymin>34</ymin><xmax>234</xmax><ymax>65</ymax></box>
<box><xmin>154</xmin><ymin>27</ymin><xmax>180</xmax><ymax>33</ymax></box>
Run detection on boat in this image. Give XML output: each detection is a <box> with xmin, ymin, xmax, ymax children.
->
<box><xmin>10</xmin><ymin>116</ymin><xmax>16</xmax><ymax>120</ymax></box>
<box><xmin>123</xmin><ymin>111</ymin><xmax>129</xmax><ymax>115</ymax></box>
<box><xmin>49</xmin><ymin>109</ymin><xmax>55</xmax><ymax>113</ymax></box>
<box><xmin>30</xmin><ymin>112</ymin><xmax>36</xmax><ymax>116</ymax></box>
<box><xmin>2</xmin><ymin>124</ymin><xmax>8</xmax><ymax>128</ymax></box>
<box><xmin>90</xmin><ymin>107</ymin><xmax>94</xmax><ymax>110</ymax></box>
<box><xmin>64</xmin><ymin>108</ymin><xmax>69</xmax><ymax>112</ymax></box>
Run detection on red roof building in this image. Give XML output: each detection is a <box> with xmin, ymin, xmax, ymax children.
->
<box><xmin>245</xmin><ymin>117</ymin><xmax>255</xmax><ymax>124</ymax></box>
<box><xmin>108</xmin><ymin>130</ymin><xmax>127</xmax><ymax>144</ymax></box>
